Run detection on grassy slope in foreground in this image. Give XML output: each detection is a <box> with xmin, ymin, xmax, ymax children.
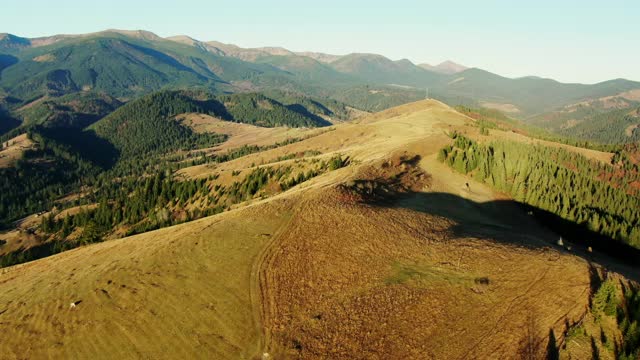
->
<box><xmin>0</xmin><ymin>203</ymin><xmax>291</xmax><ymax>359</ymax></box>
<box><xmin>0</xmin><ymin>99</ymin><xmax>636</xmax><ymax>359</ymax></box>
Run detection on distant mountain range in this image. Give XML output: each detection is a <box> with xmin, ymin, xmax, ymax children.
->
<box><xmin>1</xmin><ymin>29</ymin><xmax>640</xmax><ymax>141</ymax></box>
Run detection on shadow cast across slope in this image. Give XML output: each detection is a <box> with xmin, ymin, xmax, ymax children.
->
<box><xmin>386</xmin><ymin>191</ymin><xmax>640</xmax><ymax>280</ymax></box>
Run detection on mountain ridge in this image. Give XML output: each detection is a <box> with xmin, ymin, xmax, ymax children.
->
<box><xmin>3</xmin><ymin>30</ymin><xmax>639</xmax><ymax>86</ymax></box>
<box><xmin>1</xmin><ymin>29</ymin><xmax>640</xmax><ymax>131</ymax></box>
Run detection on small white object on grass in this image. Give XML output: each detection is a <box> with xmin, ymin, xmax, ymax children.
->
<box><xmin>262</xmin><ymin>353</ymin><xmax>270</xmax><ymax>360</ymax></box>
<box><xmin>69</xmin><ymin>302</ymin><xmax>76</xmax><ymax>310</ymax></box>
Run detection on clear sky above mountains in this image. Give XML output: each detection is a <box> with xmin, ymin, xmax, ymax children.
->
<box><xmin>3</xmin><ymin>0</ymin><xmax>638</xmax><ymax>84</ymax></box>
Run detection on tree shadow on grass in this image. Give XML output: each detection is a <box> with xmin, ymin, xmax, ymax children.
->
<box><xmin>36</xmin><ymin>126</ymin><xmax>120</xmax><ymax>169</ymax></box>
<box><xmin>381</xmin><ymin>191</ymin><xmax>640</xmax><ymax>281</ymax></box>
<box><xmin>285</xmin><ymin>104</ymin><xmax>332</xmax><ymax>127</ymax></box>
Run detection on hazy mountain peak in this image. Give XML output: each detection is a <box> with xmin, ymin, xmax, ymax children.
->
<box><xmin>295</xmin><ymin>51</ymin><xmax>342</xmax><ymax>63</ymax></box>
<box><xmin>165</xmin><ymin>35</ymin><xmax>227</xmax><ymax>55</ymax></box>
<box><xmin>256</xmin><ymin>46</ymin><xmax>295</xmax><ymax>56</ymax></box>
<box><xmin>419</xmin><ymin>60</ymin><xmax>468</xmax><ymax>74</ymax></box>
<box><xmin>0</xmin><ymin>33</ymin><xmax>31</xmax><ymax>48</ymax></box>
<box><xmin>101</xmin><ymin>29</ymin><xmax>162</xmax><ymax>41</ymax></box>
<box><xmin>518</xmin><ymin>75</ymin><xmax>543</xmax><ymax>80</ymax></box>
<box><xmin>205</xmin><ymin>40</ymin><xmax>238</xmax><ymax>49</ymax></box>
<box><xmin>199</xmin><ymin>41</ymin><xmax>291</xmax><ymax>61</ymax></box>
<box><xmin>330</xmin><ymin>53</ymin><xmax>396</xmax><ymax>73</ymax></box>
<box><xmin>166</xmin><ymin>35</ymin><xmax>199</xmax><ymax>44</ymax></box>
<box><xmin>2</xmin><ymin>29</ymin><xmax>166</xmax><ymax>49</ymax></box>
<box><xmin>347</xmin><ymin>52</ymin><xmax>389</xmax><ymax>59</ymax></box>
<box><xmin>395</xmin><ymin>58</ymin><xmax>415</xmax><ymax>66</ymax></box>
<box><xmin>438</xmin><ymin>60</ymin><xmax>467</xmax><ymax>70</ymax></box>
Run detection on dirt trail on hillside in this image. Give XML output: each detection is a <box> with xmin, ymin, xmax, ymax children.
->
<box><xmin>258</xmin><ymin>186</ymin><xmax>590</xmax><ymax>359</ymax></box>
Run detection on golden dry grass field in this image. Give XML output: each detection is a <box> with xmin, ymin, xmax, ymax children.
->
<box><xmin>0</xmin><ymin>134</ymin><xmax>35</xmax><ymax>168</ymax></box>
<box><xmin>0</xmin><ymin>100</ymin><xmax>632</xmax><ymax>359</ymax></box>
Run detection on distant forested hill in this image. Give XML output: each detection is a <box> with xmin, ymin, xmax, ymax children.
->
<box><xmin>529</xmin><ymin>106</ymin><xmax>640</xmax><ymax>144</ymax></box>
<box><xmin>0</xmin><ymin>31</ymin><xmax>292</xmax><ymax>102</ymax></box>
<box><xmin>90</xmin><ymin>91</ymin><xmax>227</xmax><ymax>159</ymax></box>
<box><xmin>17</xmin><ymin>92</ymin><xmax>122</xmax><ymax>128</ymax></box>
<box><xmin>1</xmin><ymin>30</ymin><xmax>639</xmax><ymax>124</ymax></box>
<box><xmin>217</xmin><ymin>93</ymin><xmax>331</xmax><ymax>127</ymax></box>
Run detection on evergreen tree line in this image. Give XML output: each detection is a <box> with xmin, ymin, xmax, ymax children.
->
<box><xmin>618</xmin><ymin>285</ymin><xmax>640</xmax><ymax>359</ymax></box>
<box><xmin>17</xmin><ymin>92</ymin><xmax>122</xmax><ymax>129</ymax></box>
<box><xmin>557</xmin><ymin>107</ymin><xmax>640</xmax><ymax>144</ymax></box>
<box><xmin>217</xmin><ymin>93</ymin><xmax>330</xmax><ymax>128</ymax></box>
<box><xmin>611</xmin><ymin>144</ymin><xmax>640</xmax><ymax>175</ymax></box>
<box><xmin>0</xmin><ymin>120</ymin><xmax>329</xmax><ymax>229</ymax></box>
<box><xmin>222</xmin><ymin>154</ymin><xmax>347</xmax><ymax>202</ymax></box>
<box><xmin>173</xmin><ymin>128</ymin><xmax>334</xmax><ymax>169</ymax></box>
<box><xmin>23</xmin><ymin>154</ymin><xmax>348</xmax><ymax>268</ymax></box>
<box><xmin>455</xmin><ymin>106</ymin><xmax>626</xmax><ymax>152</ymax></box>
<box><xmin>582</xmin><ymin>279</ymin><xmax>640</xmax><ymax>359</ymax></box>
<box><xmin>91</xmin><ymin>91</ymin><xmax>228</xmax><ymax>159</ymax></box>
<box><xmin>39</xmin><ymin>171</ymin><xmax>220</xmax><ymax>240</ymax></box>
<box><xmin>0</xmin><ymin>128</ymin><xmax>105</xmax><ymax>227</ymax></box>
<box><xmin>264</xmin><ymin>89</ymin><xmax>351</xmax><ymax>120</ymax></box>
<box><xmin>438</xmin><ymin>133</ymin><xmax>640</xmax><ymax>248</ymax></box>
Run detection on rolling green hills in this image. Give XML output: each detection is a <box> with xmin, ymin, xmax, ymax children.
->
<box><xmin>262</xmin><ymin>89</ymin><xmax>351</xmax><ymax>120</ymax></box>
<box><xmin>328</xmin><ymin>53</ymin><xmax>444</xmax><ymax>88</ymax></box>
<box><xmin>0</xmin><ymin>30</ymin><xmax>302</xmax><ymax>102</ymax></box>
<box><xmin>551</xmin><ymin>107</ymin><xmax>640</xmax><ymax>144</ymax></box>
<box><xmin>1</xmin><ymin>36</ymin><xmax>219</xmax><ymax>100</ymax></box>
<box><xmin>428</xmin><ymin>68</ymin><xmax>640</xmax><ymax>115</ymax></box>
<box><xmin>217</xmin><ymin>92</ymin><xmax>332</xmax><ymax>127</ymax></box>
<box><xmin>89</xmin><ymin>91</ymin><xmax>227</xmax><ymax>159</ymax></box>
<box><xmin>2</xmin><ymin>29</ymin><xmax>639</xmax><ymax>123</ymax></box>
<box><xmin>0</xmin><ymin>33</ymin><xmax>30</xmax><ymax>53</ymax></box>
<box><xmin>1</xmin><ymin>29</ymin><xmax>639</xmax><ymax>158</ymax></box>
<box><xmin>528</xmin><ymin>95</ymin><xmax>640</xmax><ymax>144</ymax></box>
<box><xmin>60</xmin><ymin>90</ymin><xmax>333</xmax><ymax>162</ymax></box>
<box><xmin>0</xmin><ymin>127</ymin><xmax>107</xmax><ymax>226</ymax></box>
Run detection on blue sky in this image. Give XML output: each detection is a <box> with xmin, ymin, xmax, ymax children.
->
<box><xmin>2</xmin><ymin>0</ymin><xmax>638</xmax><ymax>84</ymax></box>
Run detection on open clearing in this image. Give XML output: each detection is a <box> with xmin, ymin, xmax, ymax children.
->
<box><xmin>178</xmin><ymin>113</ymin><xmax>324</xmax><ymax>151</ymax></box>
<box><xmin>0</xmin><ymin>100</ymin><xmax>628</xmax><ymax>359</ymax></box>
<box><xmin>0</xmin><ymin>134</ymin><xmax>35</xmax><ymax>168</ymax></box>
<box><xmin>479</xmin><ymin>102</ymin><xmax>521</xmax><ymax>114</ymax></box>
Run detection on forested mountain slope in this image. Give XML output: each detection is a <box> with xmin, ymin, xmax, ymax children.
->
<box><xmin>90</xmin><ymin>91</ymin><xmax>227</xmax><ymax>159</ymax></box>
<box><xmin>1</xmin><ymin>30</ymin><xmax>639</xmax><ymax>123</ymax></box>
